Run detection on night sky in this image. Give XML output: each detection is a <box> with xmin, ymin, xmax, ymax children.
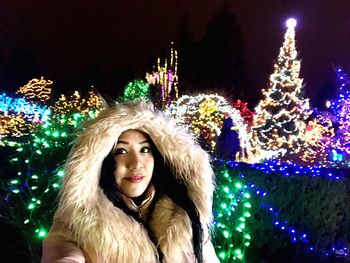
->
<box><xmin>1</xmin><ymin>0</ymin><xmax>350</xmax><ymax>107</ymax></box>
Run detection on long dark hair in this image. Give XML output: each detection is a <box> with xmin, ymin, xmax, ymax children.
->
<box><xmin>99</xmin><ymin>136</ymin><xmax>204</xmax><ymax>263</ymax></box>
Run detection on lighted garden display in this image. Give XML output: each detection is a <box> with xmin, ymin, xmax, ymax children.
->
<box><xmin>1</xmin><ymin>16</ymin><xmax>350</xmax><ymax>263</ymax></box>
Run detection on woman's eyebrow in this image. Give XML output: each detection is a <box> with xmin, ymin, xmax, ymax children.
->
<box><xmin>116</xmin><ymin>140</ymin><xmax>128</xmax><ymax>145</ymax></box>
<box><xmin>116</xmin><ymin>140</ymin><xmax>149</xmax><ymax>145</ymax></box>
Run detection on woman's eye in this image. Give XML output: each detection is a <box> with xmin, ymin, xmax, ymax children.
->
<box><xmin>141</xmin><ymin>147</ymin><xmax>152</xmax><ymax>153</ymax></box>
<box><xmin>114</xmin><ymin>148</ymin><xmax>127</xmax><ymax>155</ymax></box>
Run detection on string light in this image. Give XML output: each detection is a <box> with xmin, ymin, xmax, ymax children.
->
<box><xmin>145</xmin><ymin>42</ymin><xmax>179</xmax><ymax>109</ymax></box>
<box><xmin>16</xmin><ymin>77</ymin><xmax>53</xmax><ymax>103</ymax></box>
<box><xmin>215</xmin><ymin>159</ymin><xmax>347</xmax><ymax>259</ymax></box>
<box><xmin>0</xmin><ymin>93</ymin><xmax>51</xmax><ymax>138</ymax></box>
<box><xmin>122</xmin><ymin>80</ymin><xmax>150</xmax><ymax>101</ymax></box>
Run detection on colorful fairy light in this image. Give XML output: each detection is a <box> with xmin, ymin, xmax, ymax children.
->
<box><xmin>215</xmin><ymin>159</ymin><xmax>348</xmax><ymax>259</ymax></box>
<box><xmin>51</xmin><ymin>90</ymin><xmax>103</xmax><ymax>115</ymax></box>
<box><xmin>16</xmin><ymin>77</ymin><xmax>53</xmax><ymax>103</ymax></box>
<box><xmin>301</xmin><ymin>116</ymin><xmax>334</xmax><ymax>166</ymax></box>
<box><xmin>213</xmin><ymin>165</ymin><xmax>252</xmax><ymax>262</ymax></box>
<box><xmin>0</xmin><ymin>93</ymin><xmax>51</xmax><ymax>138</ymax></box>
<box><xmin>122</xmin><ymin>80</ymin><xmax>150</xmax><ymax>101</ymax></box>
<box><xmin>145</xmin><ymin>42</ymin><xmax>179</xmax><ymax>109</ymax></box>
<box><xmin>325</xmin><ymin>66</ymin><xmax>350</xmax><ymax>167</ymax></box>
<box><xmin>1</xmin><ymin>87</ymin><xmax>103</xmax><ymax>256</ymax></box>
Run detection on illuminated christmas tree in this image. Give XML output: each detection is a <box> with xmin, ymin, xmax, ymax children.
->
<box><xmin>252</xmin><ymin>18</ymin><xmax>311</xmax><ymax>160</ymax></box>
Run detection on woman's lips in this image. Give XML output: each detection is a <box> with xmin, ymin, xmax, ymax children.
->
<box><xmin>125</xmin><ymin>176</ymin><xmax>145</xmax><ymax>183</ymax></box>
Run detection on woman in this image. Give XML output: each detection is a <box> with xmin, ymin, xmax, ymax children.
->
<box><xmin>41</xmin><ymin>101</ymin><xmax>220</xmax><ymax>263</ymax></box>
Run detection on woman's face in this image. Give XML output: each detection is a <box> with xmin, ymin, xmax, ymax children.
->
<box><xmin>113</xmin><ymin>129</ymin><xmax>154</xmax><ymax>198</ymax></box>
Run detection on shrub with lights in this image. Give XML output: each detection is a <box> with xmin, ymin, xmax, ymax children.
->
<box><xmin>212</xmin><ymin>159</ymin><xmax>350</xmax><ymax>262</ymax></box>
<box><xmin>0</xmin><ymin>93</ymin><xmax>51</xmax><ymax>139</ymax></box>
<box><xmin>120</xmin><ymin>79</ymin><xmax>150</xmax><ymax>102</ymax></box>
<box><xmin>325</xmin><ymin>66</ymin><xmax>350</xmax><ymax>168</ymax></box>
<box><xmin>0</xmin><ymin>90</ymin><xmax>103</xmax><ymax>261</ymax></box>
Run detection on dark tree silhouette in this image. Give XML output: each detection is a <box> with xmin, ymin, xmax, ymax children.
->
<box><xmin>314</xmin><ymin>79</ymin><xmax>336</xmax><ymax>110</ymax></box>
<box><xmin>193</xmin><ymin>1</ymin><xmax>245</xmax><ymax>93</ymax></box>
<box><xmin>175</xmin><ymin>13</ymin><xmax>196</xmax><ymax>94</ymax></box>
<box><xmin>4</xmin><ymin>47</ymin><xmax>40</xmax><ymax>94</ymax></box>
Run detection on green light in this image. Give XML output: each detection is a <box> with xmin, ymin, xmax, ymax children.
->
<box><xmin>244</xmin><ymin>234</ymin><xmax>251</xmax><ymax>239</ymax></box>
<box><xmin>219</xmin><ymin>252</ymin><xmax>226</xmax><ymax>259</ymax></box>
<box><xmin>36</xmin><ymin>150</ymin><xmax>42</xmax><ymax>155</ymax></box>
<box><xmin>57</xmin><ymin>170</ymin><xmax>64</xmax><ymax>177</ymax></box>
<box><xmin>234</xmin><ymin>249</ymin><xmax>242</xmax><ymax>255</ymax></box>
<box><xmin>28</xmin><ymin>203</ymin><xmax>35</xmax><ymax>209</ymax></box>
<box><xmin>244</xmin><ymin>212</ymin><xmax>251</xmax><ymax>217</ymax></box>
<box><xmin>52</xmin><ymin>183</ymin><xmax>59</xmax><ymax>188</ymax></box>
<box><xmin>16</xmin><ymin>147</ymin><xmax>23</xmax><ymax>152</ymax></box>
<box><xmin>12</xmin><ymin>189</ymin><xmax>20</xmax><ymax>193</ymax></box>
<box><xmin>36</xmin><ymin>228</ymin><xmax>47</xmax><ymax>238</ymax></box>
<box><xmin>235</xmin><ymin>182</ymin><xmax>243</xmax><ymax>189</ymax></box>
<box><xmin>223</xmin><ymin>186</ymin><xmax>229</xmax><ymax>193</ymax></box>
<box><xmin>52</xmin><ymin>131</ymin><xmax>59</xmax><ymax>137</ymax></box>
<box><xmin>31</xmin><ymin>175</ymin><xmax>39</xmax><ymax>179</ymax></box>
<box><xmin>223</xmin><ymin>230</ymin><xmax>229</xmax><ymax>238</ymax></box>
<box><xmin>243</xmin><ymin>193</ymin><xmax>251</xmax><ymax>198</ymax></box>
<box><xmin>31</xmin><ymin>186</ymin><xmax>38</xmax><ymax>190</ymax></box>
<box><xmin>10</xmin><ymin>179</ymin><xmax>19</xmax><ymax>184</ymax></box>
<box><xmin>24</xmin><ymin>219</ymin><xmax>29</xmax><ymax>224</ymax></box>
<box><xmin>244</xmin><ymin>202</ymin><xmax>251</xmax><ymax>208</ymax></box>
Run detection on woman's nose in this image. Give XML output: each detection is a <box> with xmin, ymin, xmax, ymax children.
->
<box><xmin>127</xmin><ymin>153</ymin><xmax>143</xmax><ymax>170</ymax></box>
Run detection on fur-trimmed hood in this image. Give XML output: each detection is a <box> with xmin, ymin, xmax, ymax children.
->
<box><xmin>55</xmin><ymin>101</ymin><xmax>216</xmax><ymax>262</ymax></box>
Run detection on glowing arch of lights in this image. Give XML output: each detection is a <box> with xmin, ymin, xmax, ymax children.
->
<box><xmin>165</xmin><ymin>93</ymin><xmax>252</xmax><ymax>161</ymax></box>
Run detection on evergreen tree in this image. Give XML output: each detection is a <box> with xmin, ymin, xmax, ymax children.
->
<box><xmin>252</xmin><ymin>18</ymin><xmax>311</xmax><ymax>160</ymax></box>
<box><xmin>193</xmin><ymin>1</ymin><xmax>244</xmax><ymax>93</ymax></box>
